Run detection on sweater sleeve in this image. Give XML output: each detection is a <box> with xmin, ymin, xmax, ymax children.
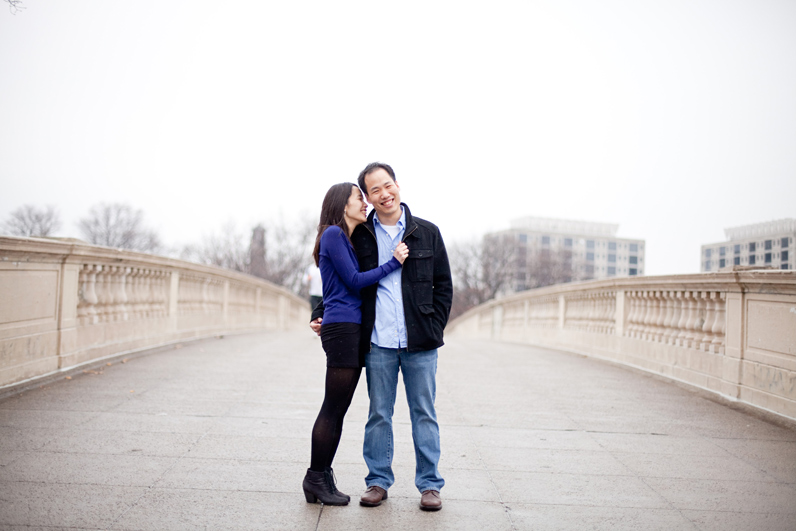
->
<box><xmin>321</xmin><ymin>227</ymin><xmax>401</xmax><ymax>290</ymax></box>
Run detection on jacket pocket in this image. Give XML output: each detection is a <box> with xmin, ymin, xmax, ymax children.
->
<box><xmin>407</xmin><ymin>248</ymin><xmax>433</xmax><ymax>281</ymax></box>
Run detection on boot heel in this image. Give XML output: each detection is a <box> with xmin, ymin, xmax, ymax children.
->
<box><xmin>303</xmin><ymin>489</ymin><xmax>317</xmax><ymax>503</ymax></box>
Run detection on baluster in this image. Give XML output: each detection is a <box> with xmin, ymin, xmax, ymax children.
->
<box><xmin>105</xmin><ymin>266</ymin><xmax>119</xmax><ymax>322</ymax></box>
<box><xmin>646</xmin><ymin>291</ymin><xmax>659</xmax><ymax>341</ymax></box>
<box><xmin>665</xmin><ymin>291</ymin><xmax>680</xmax><ymax>345</ymax></box>
<box><xmin>77</xmin><ymin>265</ymin><xmax>90</xmax><ymax>325</ymax></box>
<box><xmin>85</xmin><ymin>264</ymin><xmax>100</xmax><ymax>324</ymax></box>
<box><xmin>92</xmin><ymin>265</ymin><xmax>108</xmax><ymax>322</ymax></box>
<box><xmin>607</xmin><ymin>292</ymin><xmax>616</xmax><ymax>334</ymax></box>
<box><xmin>639</xmin><ymin>291</ymin><xmax>652</xmax><ymax>340</ymax></box>
<box><xmin>700</xmin><ymin>292</ymin><xmax>716</xmax><ymax>350</ymax></box>
<box><xmin>652</xmin><ymin>291</ymin><xmax>665</xmax><ymax>342</ymax></box>
<box><xmin>116</xmin><ymin>266</ymin><xmax>130</xmax><ymax>321</ymax></box>
<box><xmin>674</xmin><ymin>292</ymin><xmax>689</xmax><ymax>346</ymax></box>
<box><xmin>129</xmin><ymin>268</ymin><xmax>141</xmax><ymax>319</ymax></box>
<box><xmin>625</xmin><ymin>291</ymin><xmax>637</xmax><ymax>337</ymax></box>
<box><xmin>659</xmin><ymin>291</ymin><xmax>673</xmax><ymax>343</ymax></box>
<box><xmin>691</xmin><ymin>291</ymin><xmax>707</xmax><ymax>349</ymax></box>
<box><xmin>681</xmin><ymin>291</ymin><xmax>698</xmax><ymax>348</ymax></box>
<box><xmin>711</xmin><ymin>292</ymin><xmax>726</xmax><ymax>353</ymax></box>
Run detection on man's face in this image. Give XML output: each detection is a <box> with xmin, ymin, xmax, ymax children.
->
<box><xmin>363</xmin><ymin>168</ymin><xmax>402</xmax><ymax>221</ymax></box>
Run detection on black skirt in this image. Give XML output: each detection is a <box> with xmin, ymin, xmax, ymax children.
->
<box><xmin>320</xmin><ymin>322</ymin><xmax>363</xmax><ymax>368</ymax></box>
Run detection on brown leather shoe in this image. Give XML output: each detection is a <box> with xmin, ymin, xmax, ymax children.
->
<box><xmin>420</xmin><ymin>490</ymin><xmax>442</xmax><ymax>511</ymax></box>
<box><xmin>359</xmin><ymin>486</ymin><xmax>388</xmax><ymax>507</ymax></box>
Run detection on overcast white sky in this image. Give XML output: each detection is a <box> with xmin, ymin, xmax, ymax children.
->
<box><xmin>1</xmin><ymin>0</ymin><xmax>794</xmax><ymax>275</ymax></box>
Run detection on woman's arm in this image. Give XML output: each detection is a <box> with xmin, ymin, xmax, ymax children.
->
<box><xmin>322</xmin><ymin>227</ymin><xmax>403</xmax><ymax>290</ymax></box>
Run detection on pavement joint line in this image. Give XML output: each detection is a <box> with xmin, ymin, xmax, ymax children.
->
<box><xmin>314</xmin><ymin>504</ymin><xmax>324</xmax><ymax>531</ymax></box>
<box><xmin>472</xmin><ymin>444</ymin><xmax>519</xmax><ymax>531</ymax></box>
<box><xmin>638</xmin><ymin>475</ymin><xmax>702</xmax><ymax>530</ymax></box>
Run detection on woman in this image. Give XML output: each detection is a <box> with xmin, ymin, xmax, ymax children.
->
<box><xmin>303</xmin><ymin>182</ymin><xmax>408</xmax><ymax>505</ymax></box>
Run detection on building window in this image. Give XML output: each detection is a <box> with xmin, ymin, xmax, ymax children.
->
<box><xmin>629</xmin><ymin>243</ymin><xmax>638</xmax><ymax>252</ymax></box>
<box><xmin>765</xmin><ymin>253</ymin><xmax>772</xmax><ymax>263</ymax></box>
<box><xmin>734</xmin><ymin>244</ymin><xmax>740</xmax><ymax>254</ymax></box>
<box><xmin>783</xmin><ymin>264</ymin><xmax>790</xmax><ymax>270</ymax></box>
<box><xmin>719</xmin><ymin>258</ymin><xmax>726</xmax><ymax>268</ymax></box>
<box><xmin>608</xmin><ymin>254</ymin><xmax>616</xmax><ymax>263</ymax></box>
<box><xmin>586</xmin><ymin>252</ymin><xmax>594</xmax><ymax>261</ymax></box>
<box><xmin>607</xmin><ymin>266</ymin><xmax>616</xmax><ymax>276</ymax></box>
<box><xmin>705</xmin><ymin>248</ymin><xmax>712</xmax><ymax>258</ymax></box>
<box><xmin>629</xmin><ymin>256</ymin><xmax>638</xmax><ymax>265</ymax></box>
<box><xmin>585</xmin><ymin>264</ymin><xmax>594</xmax><ymax>275</ymax></box>
<box><xmin>564</xmin><ymin>238</ymin><xmax>572</xmax><ymax>247</ymax></box>
<box><xmin>765</xmin><ymin>240</ymin><xmax>772</xmax><ymax>250</ymax></box>
<box><xmin>587</xmin><ymin>240</ymin><xmax>595</xmax><ymax>249</ymax></box>
<box><xmin>542</xmin><ymin>235</ymin><xmax>550</xmax><ymax>245</ymax></box>
<box><xmin>704</xmin><ymin>260</ymin><xmax>711</xmax><ymax>271</ymax></box>
<box><xmin>629</xmin><ymin>268</ymin><xmax>637</xmax><ymax>276</ymax></box>
<box><xmin>782</xmin><ymin>250</ymin><xmax>789</xmax><ymax>262</ymax></box>
<box><xmin>783</xmin><ymin>237</ymin><xmax>790</xmax><ymax>248</ymax></box>
<box><xmin>518</xmin><ymin>233</ymin><xmax>527</xmax><ymax>243</ymax></box>
<box><xmin>608</xmin><ymin>242</ymin><xmax>616</xmax><ymax>251</ymax></box>
<box><xmin>749</xmin><ymin>255</ymin><xmax>756</xmax><ymax>265</ymax></box>
<box><xmin>720</xmin><ymin>247</ymin><xmax>726</xmax><ymax>256</ymax></box>
<box><xmin>749</xmin><ymin>242</ymin><xmax>756</xmax><ymax>253</ymax></box>
<box><xmin>733</xmin><ymin>256</ymin><xmax>740</xmax><ymax>265</ymax></box>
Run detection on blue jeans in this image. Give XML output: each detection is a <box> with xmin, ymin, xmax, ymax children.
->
<box><xmin>363</xmin><ymin>344</ymin><xmax>444</xmax><ymax>493</ymax></box>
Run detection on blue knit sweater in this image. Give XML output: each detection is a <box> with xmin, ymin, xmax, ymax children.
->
<box><xmin>319</xmin><ymin>225</ymin><xmax>401</xmax><ymax>325</ymax></box>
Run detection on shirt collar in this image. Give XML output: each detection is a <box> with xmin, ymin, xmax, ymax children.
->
<box><xmin>373</xmin><ymin>206</ymin><xmax>406</xmax><ymax>230</ymax></box>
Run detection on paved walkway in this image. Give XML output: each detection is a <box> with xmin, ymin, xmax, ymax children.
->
<box><xmin>1</xmin><ymin>331</ymin><xmax>795</xmax><ymax>530</ymax></box>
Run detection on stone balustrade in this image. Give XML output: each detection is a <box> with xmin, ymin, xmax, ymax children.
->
<box><xmin>0</xmin><ymin>236</ymin><xmax>309</xmax><ymax>393</ymax></box>
<box><xmin>448</xmin><ymin>271</ymin><xmax>796</xmax><ymax>421</ymax></box>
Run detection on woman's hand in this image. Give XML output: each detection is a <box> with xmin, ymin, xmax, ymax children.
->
<box><xmin>393</xmin><ymin>242</ymin><xmax>409</xmax><ymax>264</ymax></box>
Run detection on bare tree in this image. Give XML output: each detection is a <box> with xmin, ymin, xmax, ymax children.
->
<box><xmin>448</xmin><ymin>234</ymin><xmax>517</xmax><ymax>319</ymax></box>
<box><xmin>524</xmin><ymin>247</ymin><xmax>579</xmax><ymax>289</ymax></box>
<box><xmin>3</xmin><ymin>0</ymin><xmax>24</xmax><ymax>14</ymax></box>
<box><xmin>260</xmin><ymin>215</ymin><xmax>315</xmax><ymax>293</ymax></box>
<box><xmin>180</xmin><ymin>221</ymin><xmax>248</xmax><ymax>272</ymax></box>
<box><xmin>179</xmin><ymin>216</ymin><xmax>314</xmax><ymax>296</ymax></box>
<box><xmin>2</xmin><ymin>205</ymin><xmax>62</xmax><ymax>237</ymax></box>
<box><xmin>77</xmin><ymin>203</ymin><xmax>162</xmax><ymax>253</ymax></box>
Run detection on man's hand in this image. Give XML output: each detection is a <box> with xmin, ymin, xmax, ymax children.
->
<box><xmin>310</xmin><ymin>317</ymin><xmax>322</xmax><ymax>336</ymax></box>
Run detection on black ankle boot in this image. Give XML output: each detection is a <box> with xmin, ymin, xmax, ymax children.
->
<box><xmin>302</xmin><ymin>469</ymin><xmax>349</xmax><ymax>505</ymax></box>
<box><xmin>325</xmin><ymin>467</ymin><xmax>350</xmax><ymax>502</ymax></box>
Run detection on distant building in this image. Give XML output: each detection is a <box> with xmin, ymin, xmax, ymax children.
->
<box><xmin>701</xmin><ymin>219</ymin><xmax>795</xmax><ymax>272</ymax></box>
<box><xmin>488</xmin><ymin>216</ymin><xmax>646</xmax><ymax>293</ymax></box>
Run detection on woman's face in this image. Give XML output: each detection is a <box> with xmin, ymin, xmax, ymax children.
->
<box><xmin>343</xmin><ymin>185</ymin><xmax>368</xmax><ymax>229</ymax></box>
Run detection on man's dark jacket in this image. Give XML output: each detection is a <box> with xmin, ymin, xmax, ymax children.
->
<box><xmin>310</xmin><ymin>203</ymin><xmax>453</xmax><ymax>355</ymax></box>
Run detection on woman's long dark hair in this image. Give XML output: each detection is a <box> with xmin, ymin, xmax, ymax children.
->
<box><xmin>312</xmin><ymin>183</ymin><xmax>358</xmax><ymax>266</ymax></box>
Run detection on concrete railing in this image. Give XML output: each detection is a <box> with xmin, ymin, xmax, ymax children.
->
<box><xmin>448</xmin><ymin>271</ymin><xmax>796</xmax><ymax>422</ymax></box>
<box><xmin>0</xmin><ymin>236</ymin><xmax>310</xmax><ymax>392</ymax></box>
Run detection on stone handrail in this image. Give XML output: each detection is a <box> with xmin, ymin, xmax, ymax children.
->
<box><xmin>0</xmin><ymin>236</ymin><xmax>310</xmax><ymax>392</ymax></box>
<box><xmin>448</xmin><ymin>271</ymin><xmax>796</xmax><ymax>421</ymax></box>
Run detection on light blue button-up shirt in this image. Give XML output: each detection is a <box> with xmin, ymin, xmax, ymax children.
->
<box><xmin>371</xmin><ymin>208</ymin><xmax>407</xmax><ymax>348</ymax></box>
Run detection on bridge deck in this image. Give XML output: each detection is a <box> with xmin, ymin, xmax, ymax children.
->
<box><xmin>1</xmin><ymin>331</ymin><xmax>794</xmax><ymax>530</ymax></box>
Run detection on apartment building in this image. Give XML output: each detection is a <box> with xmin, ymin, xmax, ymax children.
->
<box><xmin>488</xmin><ymin>216</ymin><xmax>646</xmax><ymax>292</ymax></box>
<box><xmin>701</xmin><ymin>218</ymin><xmax>795</xmax><ymax>272</ymax></box>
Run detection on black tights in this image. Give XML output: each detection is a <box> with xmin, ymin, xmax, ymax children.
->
<box><xmin>310</xmin><ymin>367</ymin><xmax>362</xmax><ymax>472</ymax></box>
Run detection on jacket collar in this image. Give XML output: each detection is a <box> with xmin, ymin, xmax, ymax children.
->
<box><xmin>366</xmin><ymin>202</ymin><xmax>416</xmax><ymax>233</ymax></box>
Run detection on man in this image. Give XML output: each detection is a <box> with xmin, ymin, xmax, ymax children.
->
<box><xmin>310</xmin><ymin>162</ymin><xmax>452</xmax><ymax>511</ymax></box>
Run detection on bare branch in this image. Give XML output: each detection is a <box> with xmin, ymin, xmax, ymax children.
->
<box><xmin>77</xmin><ymin>203</ymin><xmax>162</xmax><ymax>253</ymax></box>
<box><xmin>4</xmin><ymin>0</ymin><xmax>25</xmax><ymax>15</ymax></box>
<box><xmin>2</xmin><ymin>205</ymin><xmax>62</xmax><ymax>237</ymax></box>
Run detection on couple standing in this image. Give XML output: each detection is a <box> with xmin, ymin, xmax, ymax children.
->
<box><xmin>303</xmin><ymin>162</ymin><xmax>452</xmax><ymax>511</ymax></box>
